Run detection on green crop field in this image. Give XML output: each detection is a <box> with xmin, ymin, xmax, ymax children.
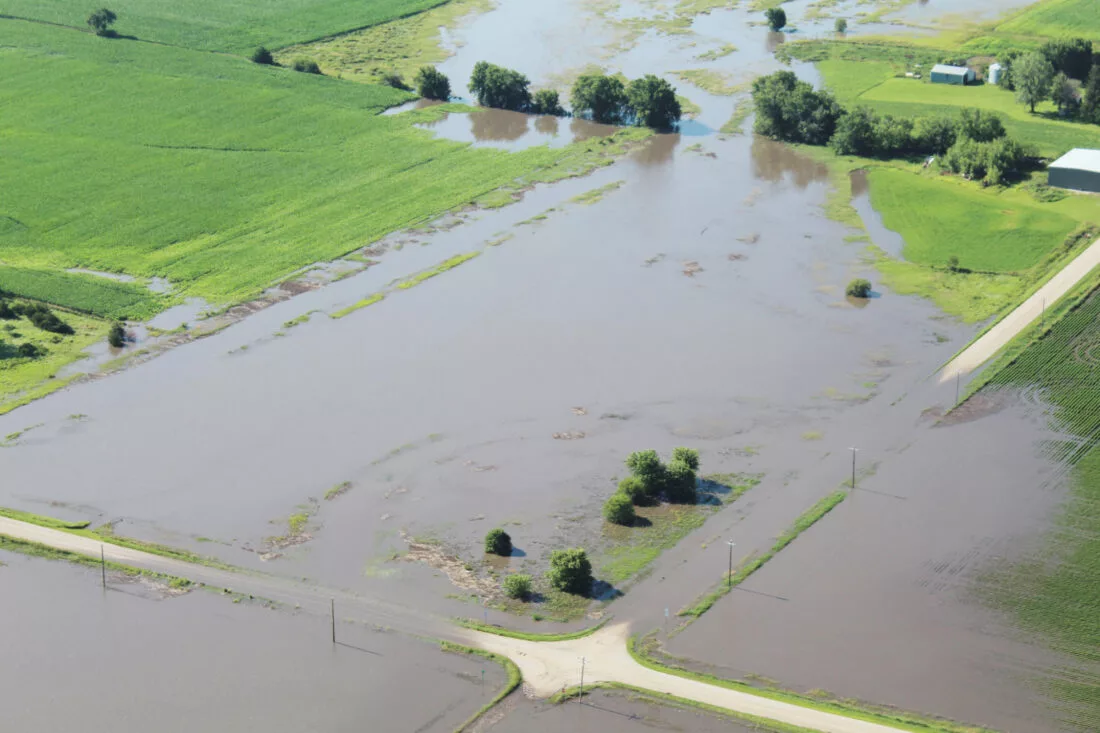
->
<box><xmin>975</xmin><ymin>285</ymin><xmax>1100</xmax><ymax>731</ymax></box>
<box><xmin>0</xmin><ymin>20</ymin><xmax>634</xmax><ymax>306</ymax></box>
<box><xmin>2</xmin><ymin>0</ymin><xmax>449</xmax><ymax>53</ymax></box>
<box><xmin>997</xmin><ymin>0</ymin><xmax>1100</xmax><ymax>43</ymax></box>
<box><xmin>866</xmin><ymin>168</ymin><xmax>1079</xmax><ymax>272</ymax></box>
<box><xmin>0</xmin><ymin>267</ymin><xmax>164</xmax><ymax>320</ymax></box>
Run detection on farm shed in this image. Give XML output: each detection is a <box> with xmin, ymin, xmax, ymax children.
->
<box><xmin>930</xmin><ymin>64</ymin><xmax>975</xmax><ymax>85</ymax></box>
<box><xmin>1049</xmin><ymin>149</ymin><xmax>1100</xmax><ymax>193</ymax></box>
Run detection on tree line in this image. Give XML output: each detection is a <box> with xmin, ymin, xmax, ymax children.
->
<box><xmin>752</xmin><ymin>71</ymin><xmax>1035</xmax><ymax>185</ymax></box>
<box><xmin>998</xmin><ymin>38</ymin><xmax>1100</xmax><ymax>122</ymax></box>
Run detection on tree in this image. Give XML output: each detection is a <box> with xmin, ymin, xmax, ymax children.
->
<box><xmin>0</xmin><ymin>300</ymin><xmax>15</xmax><ymax>320</ymax></box>
<box><xmin>829</xmin><ymin>107</ymin><xmax>877</xmax><ymax>156</ymax></box>
<box><xmin>912</xmin><ymin>116</ymin><xmax>957</xmax><ymax>155</ymax></box>
<box><xmin>1013</xmin><ymin>52</ymin><xmax>1055</xmax><ymax>113</ymax></box>
<box><xmin>1040</xmin><ymin>38</ymin><xmax>1093</xmax><ymax>80</ymax></box>
<box><xmin>617</xmin><ymin>476</ymin><xmax>652</xmax><ymax>506</ymax></box>
<box><xmin>671</xmin><ymin>447</ymin><xmax>699</xmax><ymax>472</ymax></box>
<box><xmin>415</xmin><ymin>66</ymin><xmax>451</xmax><ymax>100</ymax></box>
<box><xmin>1050</xmin><ymin>72</ymin><xmax>1079</xmax><ymax>117</ymax></box>
<box><xmin>847</xmin><ymin>278</ymin><xmax>872</xmax><ymax>298</ymax></box>
<box><xmin>571</xmin><ymin>74</ymin><xmax>629</xmax><ymax>123</ymax></box>
<box><xmin>625</xmin><ymin>449</ymin><xmax>666</xmax><ymax>500</ymax></box>
<box><xmin>956</xmin><ymin>108</ymin><xmax>1005</xmax><ymax>143</ymax></box>
<box><xmin>998</xmin><ymin>51</ymin><xmax>1022</xmax><ymax>91</ymax></box>
<box><xmin>530</xmin><ymin>89</ymin><xmax>565</xmax><ymax>116</ymax></box>
<box><xmin>17</xmin><ymin>342</ymin><xmax>44</xmax><ymax>358</ymax></box>
<box><xmin>603</xmin><ymin>493</ymin><xmax>636</xmax><ymax>525</ymax></box>
<box><xmin>947</xmin><ymin>255</ymin><xmax>960</xmax><ymax>272</ymax></box>
<box><xmin>250</xmin><ymin>47</ymin><xmax>274</xmax><ymax>65</ymax></box>
<box><xmin>834</xmin><ymin>18</ymin><xmax>847</xmax><ymax>34</ymax></box>
<box><xmin>379</xmin><ymin>71</ymin><xmax>410</xmax><ymax>90</ymax></box>
<box><xmin>547</xmin><ymin>548</ymin><xmax>593</xmax><ymax>595</ymax></box>
<box><xmin>86</xmin><ymin>8</ymin><xmax>117</xmax><ymax>36</ymax></box>
<box><xmin>291</xmin><ymin>57</ymin><xmax>322</xmax><ymax>74</ymax></box>
<box><xmin>664</xmin><ymin>460</ymin><xmax>697</xmax><ymax>504</ymax></box>
<box><xmin>469</xmin><ymin>61</ymin><xmax>531</xmax><ymax>111</ymax></box>
<box><xmin>484</xmin><ymin>528</ymin><xmax>512</xmax><ymax>556</ymax></box>
<box><xmin>941</xmin><ymin>135</ymin><xmax>1034</xmax><ymax>185</ymax></box>
<box><xmin>503</xmin><ymin>573</ymin><xmax>532</xmax><ymax>600</ymax></box>
<box><xmin>765</xmin><ymin>7</ymin><xmax>786</xmax><ymax>31</ymax></box>
<box><xmin>627</xmin><ymin>75</ymin><xmax>682</xmax><ymax>129</ymax></box>
<box><xmin>1083</xmin><ymin>64</ymin><xmax>1100</xmax><ymax>123</ymax></box>
<box><xmin>108</xmin><ymin>322</ymin><xmax>126</xmax><ymax>348</ymax></box>
<box><xmin>752</xmin><ymin>71</ymin><xmax>841</xmax><ymax>145</ymax></box>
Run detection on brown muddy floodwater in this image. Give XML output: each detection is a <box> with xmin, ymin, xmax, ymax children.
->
<box><xmin>1</xmin><ymin>0</ymin><xmax>1080</xmax><ymax>729</ymax></box>
<box><xmin>417</xmin><ymin>108</ymin><xmax>618</xmax><ymax>151</ymax></box>
<box><xmin>0</xmin><ymin>552</ymin><xmax>501</xmax><ymax>732</ymax></box>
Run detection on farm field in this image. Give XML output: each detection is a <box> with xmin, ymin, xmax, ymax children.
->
<box><xmin>1</xmin><ymin>0</ymin><xmax>450</xmax><ymax>53</ymax></box>
<box><xmin>997</xmin><ymin>0</ymin><xmax>1100</xmax><ymax>42</ymax></box>
<box><xmin>0</xmin><ymin>267</ymin><xmax>164</xmax><ymax>320</ymax></box>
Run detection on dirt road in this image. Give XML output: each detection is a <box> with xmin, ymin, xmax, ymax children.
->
<box><xmin>2</xmin><ymin>516</ymin><xmax>911</xmax><ymax>733</ymax></box>
<box><xmin>940</xmin><ymin>236</ymin><xmax>1100</xmax><ymax>382</ymax></box>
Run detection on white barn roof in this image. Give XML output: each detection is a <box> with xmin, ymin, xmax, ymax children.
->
<box><xmin>932</xmin><ymin>64</ymin><xmax>970</xmax><ymax>75</ymax></box>
<box><xmin>1050</xmin><ymin>148</ymin><xmax>1100</xmax><ymax>174</ymax></box>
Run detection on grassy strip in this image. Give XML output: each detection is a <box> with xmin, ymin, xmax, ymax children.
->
<box><xmin>627</xmin><ymin>635</ymin><xmax>991</xmax><ymax>733</ymax></box>
<box><xmin>329</xmin><ymin>293</ymin><xmax>384</xmax><ymax>319</ymax></box>
<box><xmin>0</xmin><ymin>506</ymin><xmax>235</xmax><ymax>571</ymax></box>
<box><xmin>671</xmin><ymin>68</ymin><xmax>743</xmax><ymax>95</ymax></box>
<box><xmin>551</xmin><ymin>681</ymin><xmax>818</xmax><ymax>733</ymax></box>
<box><xmin>439</xmin><ymin>641</ymin><xmax>522</xmax><ymax>733</ymax></box>
<box><xmin>396</xmin><ymin>252</ymin><xmax>480</xmax><ymax>290</ymax></box>
<box><xmin>680</xmin><ymin>491</ymin><xmax>847</xmax><ymax>618</ymax></box>
<box><xmin>570</xmin><ymin>180</ymin><xmax>625</xmax><ymax>205</ymax></box>
<box><xmin>0</xmin><ymin>266</ymin><xmax>165</xmax><ymax>320</ymax></box>
<box><xmin>719</xmin><ymin>97</ymin><xmax>753</xmax><ymax>135</ymax></box>
<box><xmin>455</xmin><ymin>616</ymin><xmax>608</xmax><ymax>642</ymax></box>
<box><xmin>0</xmin><ymin>534</ymin><xmax>193</xmax><ymax>589</ymax></box>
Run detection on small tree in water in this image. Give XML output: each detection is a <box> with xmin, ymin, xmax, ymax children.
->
<box><xmin>484</xmin><ymin>528</ymin><xmax>512</xmax><ymax>556</ymax></box>
<box><xmin>765</xmin><ymin>7</ymin><xmax>786</xmax><ymax>31</ymax></box>
<box><xmin>547</xmin><ymin>548</ymin><xmax>593</xmax><ymax>595</ymax></box>
<box><xmin>87</xmin><ymin>8</ymin><xmax>117</xmax><ymax>36</ymax></box>
<box><xmin>847</xmin><ymin>278</ymin><xmax>873</xmax><ymax>298</ymax></box>
<box><xmin>503</xmin><ymin>573</ymin><xmax>532</xmax><ymax>599</ymax></box>
<box><xmin>835</xmin><ymin>18</ymin><xmax>847</xmax><ymax>34</ymax></box>
<box><xmin>530</xmin><ymin>89</ymin><xmax>565</xmax><ymax>116</ymax></box>
<box><xmin>603</xmin><ymin>493</ymin><xmax>636</xmax><ymax>526</ymax></box>
<box><xmin>108</xmin><ymin>322</ymin><xmax>126</xmax><ymax>348</ymax></box>
<box><xmin>627</xmin><ymin>75</ymin><xmax>682</xmax><ymax>129</ymax></box>
<box><xmin>414</xmin><ymin>66</ymin><xmax>451</xmax><ymax>100</ymax></box>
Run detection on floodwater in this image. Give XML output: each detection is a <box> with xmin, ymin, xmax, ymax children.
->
<box><xmin>0</xmin><ymin>552</ymin><xmax>501</xmax><ymax>732</ymax></box>
<box><xmin>1</xmin><ymin>0</ymin><xmax>1083</xmax><ymax>729</ymax></box>
<box><xmin>417</xmin><ymin>108</ymin><xmax>617</xmax><ymax>150</ymax></box>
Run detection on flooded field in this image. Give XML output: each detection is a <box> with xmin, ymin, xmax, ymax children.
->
<box><xmin>1</xmin><ymin>0</ymin><xmax>1085</xmax><ymax>730</ymax></box>
<box><xmin>0</xmin><ymin>552</ymin><xmax>500</xmax><ymax>732</ymax></box>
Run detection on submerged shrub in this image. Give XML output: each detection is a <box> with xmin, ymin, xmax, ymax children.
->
<box><xmin>604</xmin><ymin>493</ymin><xmax>636</xmax><ymax>526</ymax></box>
<box><xmin>547</xmin><ymin>548</ymin><xmax>593</xmax><ymax>595</ymax></box>
<box><xmin>108</xmin><ymin>321</ymin><xmax>126</xmax><ymax>348</ymax></box>
<box><xmin>625</xmin><ymin>449</ymin><xmax>666</xmax><ymax>500</ymax></box>
<box><xmin>847</xmin><ymin>278</ymin><xmax>873</xmax><ymax>298</ymax></box>
<box><xmin>484</xmin><ymin>528</ymin><xmax>512</xmax><ymax>556</ymax></box>
<box><xmin>671</xmin><ymin>447</ymin><xmax>700</xmax><ymax>472</ymax></box>
<box><xmin>414</xmin><ymin>66</ymin><xmax>451</xmax><ymax>100</ymax></box>
<box><xmin>503</xmin><ymin>573</ymin><xmax>532</xmax><ymax>599</ymax></box>
<box><xmin>617</xmin><ymin>476</ymin><xmax>652</xmax><ymax>506</ymax></box>
<box><xmin>664</xmin><ymin>459</ymin><xmax>697</xmax><ymax>504</ymax></box>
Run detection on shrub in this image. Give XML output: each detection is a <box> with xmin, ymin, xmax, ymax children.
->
<box><xmin>86</xmin><ymin>8</ymin><xmax>116</xmax><ymax>36</ymax></box>
<box><xmin>627</xmin><ymin>74</ymin><xmax>682</xmax><ymax>129</ymax></box>
<box><xmin>21</xmin><ymin>305</ymin><xmax>73</xmax><ymax>335</ymax></box>
<box><xmin>108</xmin><ymin>322</ymin><xmax>126</xmax><ymax>348</ymax></box>
<box><xmin>547</xmin><ymin>548</ymin><xmax>592</xmax><ymax>595</ymax></box>
<box><xmin>571</xmin><ymin>74</ymin><xmax>629</xmax><ymax>123</ymax></box>
<box><xmin>250</xmin><ymin>47</ymin><xmax>274</xmax><ymax>65</ymax></box>
<box><xmin>379</xmin><ymin>71</ymin><xmax>410</xmax><ymax>90</ymax></box>
<box><xmin>17</xmin><ymin>342</ymin><xmax>44</xmax><ymax>358</ymax></box>
<box><xmin>503</xmin><ymin>573</ymin><xmax>532</xmax><ymax>599</ymax></box>
<box><xmin>912</xmin><ymin>116</ymin><xmax>957</xmax><ymax>155</ymax></box>
<box><xmin>835</xmin><ymin>18</ymin><xmax>847</xmax><ymax>33</ymax></box>
<box><xmin>617</xmin><ymin>476</ymin><xmax>652</xmax><ymax>506</ymax></box>
<box><xmin>664</xmin><ymin>459</ymin><xmax>697</xmax><ymax>503</ymax></box>
<box><xmin>604</xmin><ymin>493</ymin><xmax>636</xmax><ymax>525</ymax></box>
<box><xmin>847</xmin><ymin>278</ymin><xmax>872</xmax><ymax>298</ymax></box>
<box><xmin>484</xmin><ymin>528</ymin><xmax>512</xmax><ymax>556</ymax></box>
<box><xmin>469</xmin><ymin>61</ymin><xmax>532</xmax><ymax>111</ymax></box>
<box><xmin>530</xmin><ymin>89</ymin><xmax>565</xmax><ymax>116</ymax></box>
<box><xmin>291</xmin><ymin>57</ymin><xmax>322</xmax><ymax>75</ymax></box>
<box><xmin>625</xmin><ymin>449</ymin><xmax>666</xmax><ymax>499</ymax></box>
<box><xmin>765</xmin><ymin>7</ymin><xmax>786</xmax><ymax>31</ymax></box>
<box><xmin>0</xmin><ymin>300</ymin><xmax>15</xmax><ymax>320</ymax></box>
<box><xmin>671</xmin><ymin>447</ymin><xmax>699</xmax><ymax>472</ymax></box>
<box><xmin>414</xmin><ymin>66</ymin><xmax>451</xmax><ymax>100</ymax></box>
<box><xmin>941</xmin><ymin>136</ymin><xmax>1034</xmax><ymax>185</ymax></box>
<box><xmin>956</xmin><ymin>108</ymin><xmax>1005</xmax><ymax>143</ymax></box>
<box><xmin>947</xmin><ymin>255</ymin><xmax>960</xmax><ymax>272</ymax></box>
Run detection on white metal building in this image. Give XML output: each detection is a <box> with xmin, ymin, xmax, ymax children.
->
<box><xmin>1049</xmin><ymin>149</ymin><xmax>1100</xmax><ymax>193</ymax></box>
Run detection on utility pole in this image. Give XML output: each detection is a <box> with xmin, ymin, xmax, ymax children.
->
<box><xmin>955</xmin><ymin>372</ymin><xmax>960</xmax><ymax>404</ymax></box>
<box><xmin>848</xmin><ymin>447</ymin><xmax>859</xmax><ymax>490</ymax></box>
<box><xmin>100</xmin><ymin>545</ymin><xmax>106</xmax><ymax>588</ymax></box>
<box><xmin>1042</xmin><ymin>297</ymin><xmax>1046</xmax><ymax>328</ymax></box>
<box><xmin>578</xmin><ymin>657</ymin><xmax>586</xmax><ymax>704</ymax></box>
<box><xmin>331</xmin><ymin>598</ymin><xmax>336</xmax><ymax>644</ymax></box>
<box><xmin>726</xmin><ymin>540</ymin><xmax>736</xmax><ymax>588</ymax></box>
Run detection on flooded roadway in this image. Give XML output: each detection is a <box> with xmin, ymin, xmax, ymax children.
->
<box><xmin>0</xmin><ymin>0</ymin><xmax>1083</xmax><ymax>730</ymax></box>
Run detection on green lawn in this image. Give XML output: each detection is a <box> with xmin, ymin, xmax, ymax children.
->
<box><xmin>997</xmin><ymin>0</ymin><xmax>1100</xmax><ymax>43</ymax></box>
<box><xmin>2</xmin><ymin>0</ymin><xmax>450</xmax><ymax>53</ymax></box>
<box><xmin>866</xmin><ymin>168</ymin><xmax>1079</xmax><ymax>272</ymax></box>
<box><xmin>0</xmin><ymin>20</ymin><xmax>636</xmax><ymax>305</ymax></box>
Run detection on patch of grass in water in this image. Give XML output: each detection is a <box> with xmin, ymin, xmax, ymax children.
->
<box><xmin>396</xmin><ymin>252</ymin><xmax>480</xmax><ymax>290</ymax></box>
<box><xmin>569</xmin><ymin>180</ymin><xmax>625</xmax><ymax>206</ymax></box>
<box><xmin>329</xmin><ymin>293</ymin><xmax>384</xmax><ymax>319</ymax></box>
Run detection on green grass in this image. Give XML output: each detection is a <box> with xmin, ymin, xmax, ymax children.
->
<box><xmin>627</xmin><ymin>634</ymin><xmax>993</xmax><ymax>733</ymax></box>
<box><xmin>997</xmin><ymin>0</ymin><xmax>1100</xmax><ymax>43</ymax></box>
<box><xmin>0</xmin><ymin>21</ymin><xmax>644</xmax><ymax>308</ymax></box>
<box><xmin>3</xmin><ymin>0</ymin><xmax>454</xmax><ymax>53</ymax></box>
<box><xmin>329</xmin><ymin>293</ymin><xmax>384</xmax><ymax>319</ymax></box>
<box><xmin>600</xmin><ymin>474</ymin><xmax>762</xmax><ymax>584</ymax></box>
<box><xmin>569</xmin><ymin>181</ymin><xmax>625</xmax><ymax>206</ymax></box>
<box><xmin>866</xmin><ymin>168</ymin><xmax>1079</xmax><ymax>273</ymax></box>
<box><xmin>455</xmin><ymin>616</ymin><xmax>608</xmax><ymax>642</ymax></box>
<box><xmin>0</xmin><ymin>267</ymin><xmax>164</xmax><ymax>319</ymax></box>
<box><xmin>670</xmin><ymin>69</ymin><xmax>743</xmax><ymax>95</ymax></box>
<box><xmin>396</xmin><ymin>252</ymin><xmax>480</xmax><ymax>290</ymax></box>
<box><xmin>680</xmin><ymin>490</ymin><xmax>847</xmax><ymax>618</ymax></box>
<box><xmin>0</xmin><ymin>507</ymin><xmax>90</xmax><ymax>530</ymax></box>
<box><xmin>696</xmin><ymin>43</ymin><xmax>738</xmax><ymax>61</ymax></box>
<box><xmin>439</xmin><ymin>641</ymin><xmax>521</xmax><ymax>733</ymax></box>
<box><xmin>0</xmin><ymin>534</ymin><xmax>195</xmax><ymax>589</ymax></box>
<box><xmin>719</xmin><ymin>97</ymin><xmax>753</xmax><ymax>135</ymax></box>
